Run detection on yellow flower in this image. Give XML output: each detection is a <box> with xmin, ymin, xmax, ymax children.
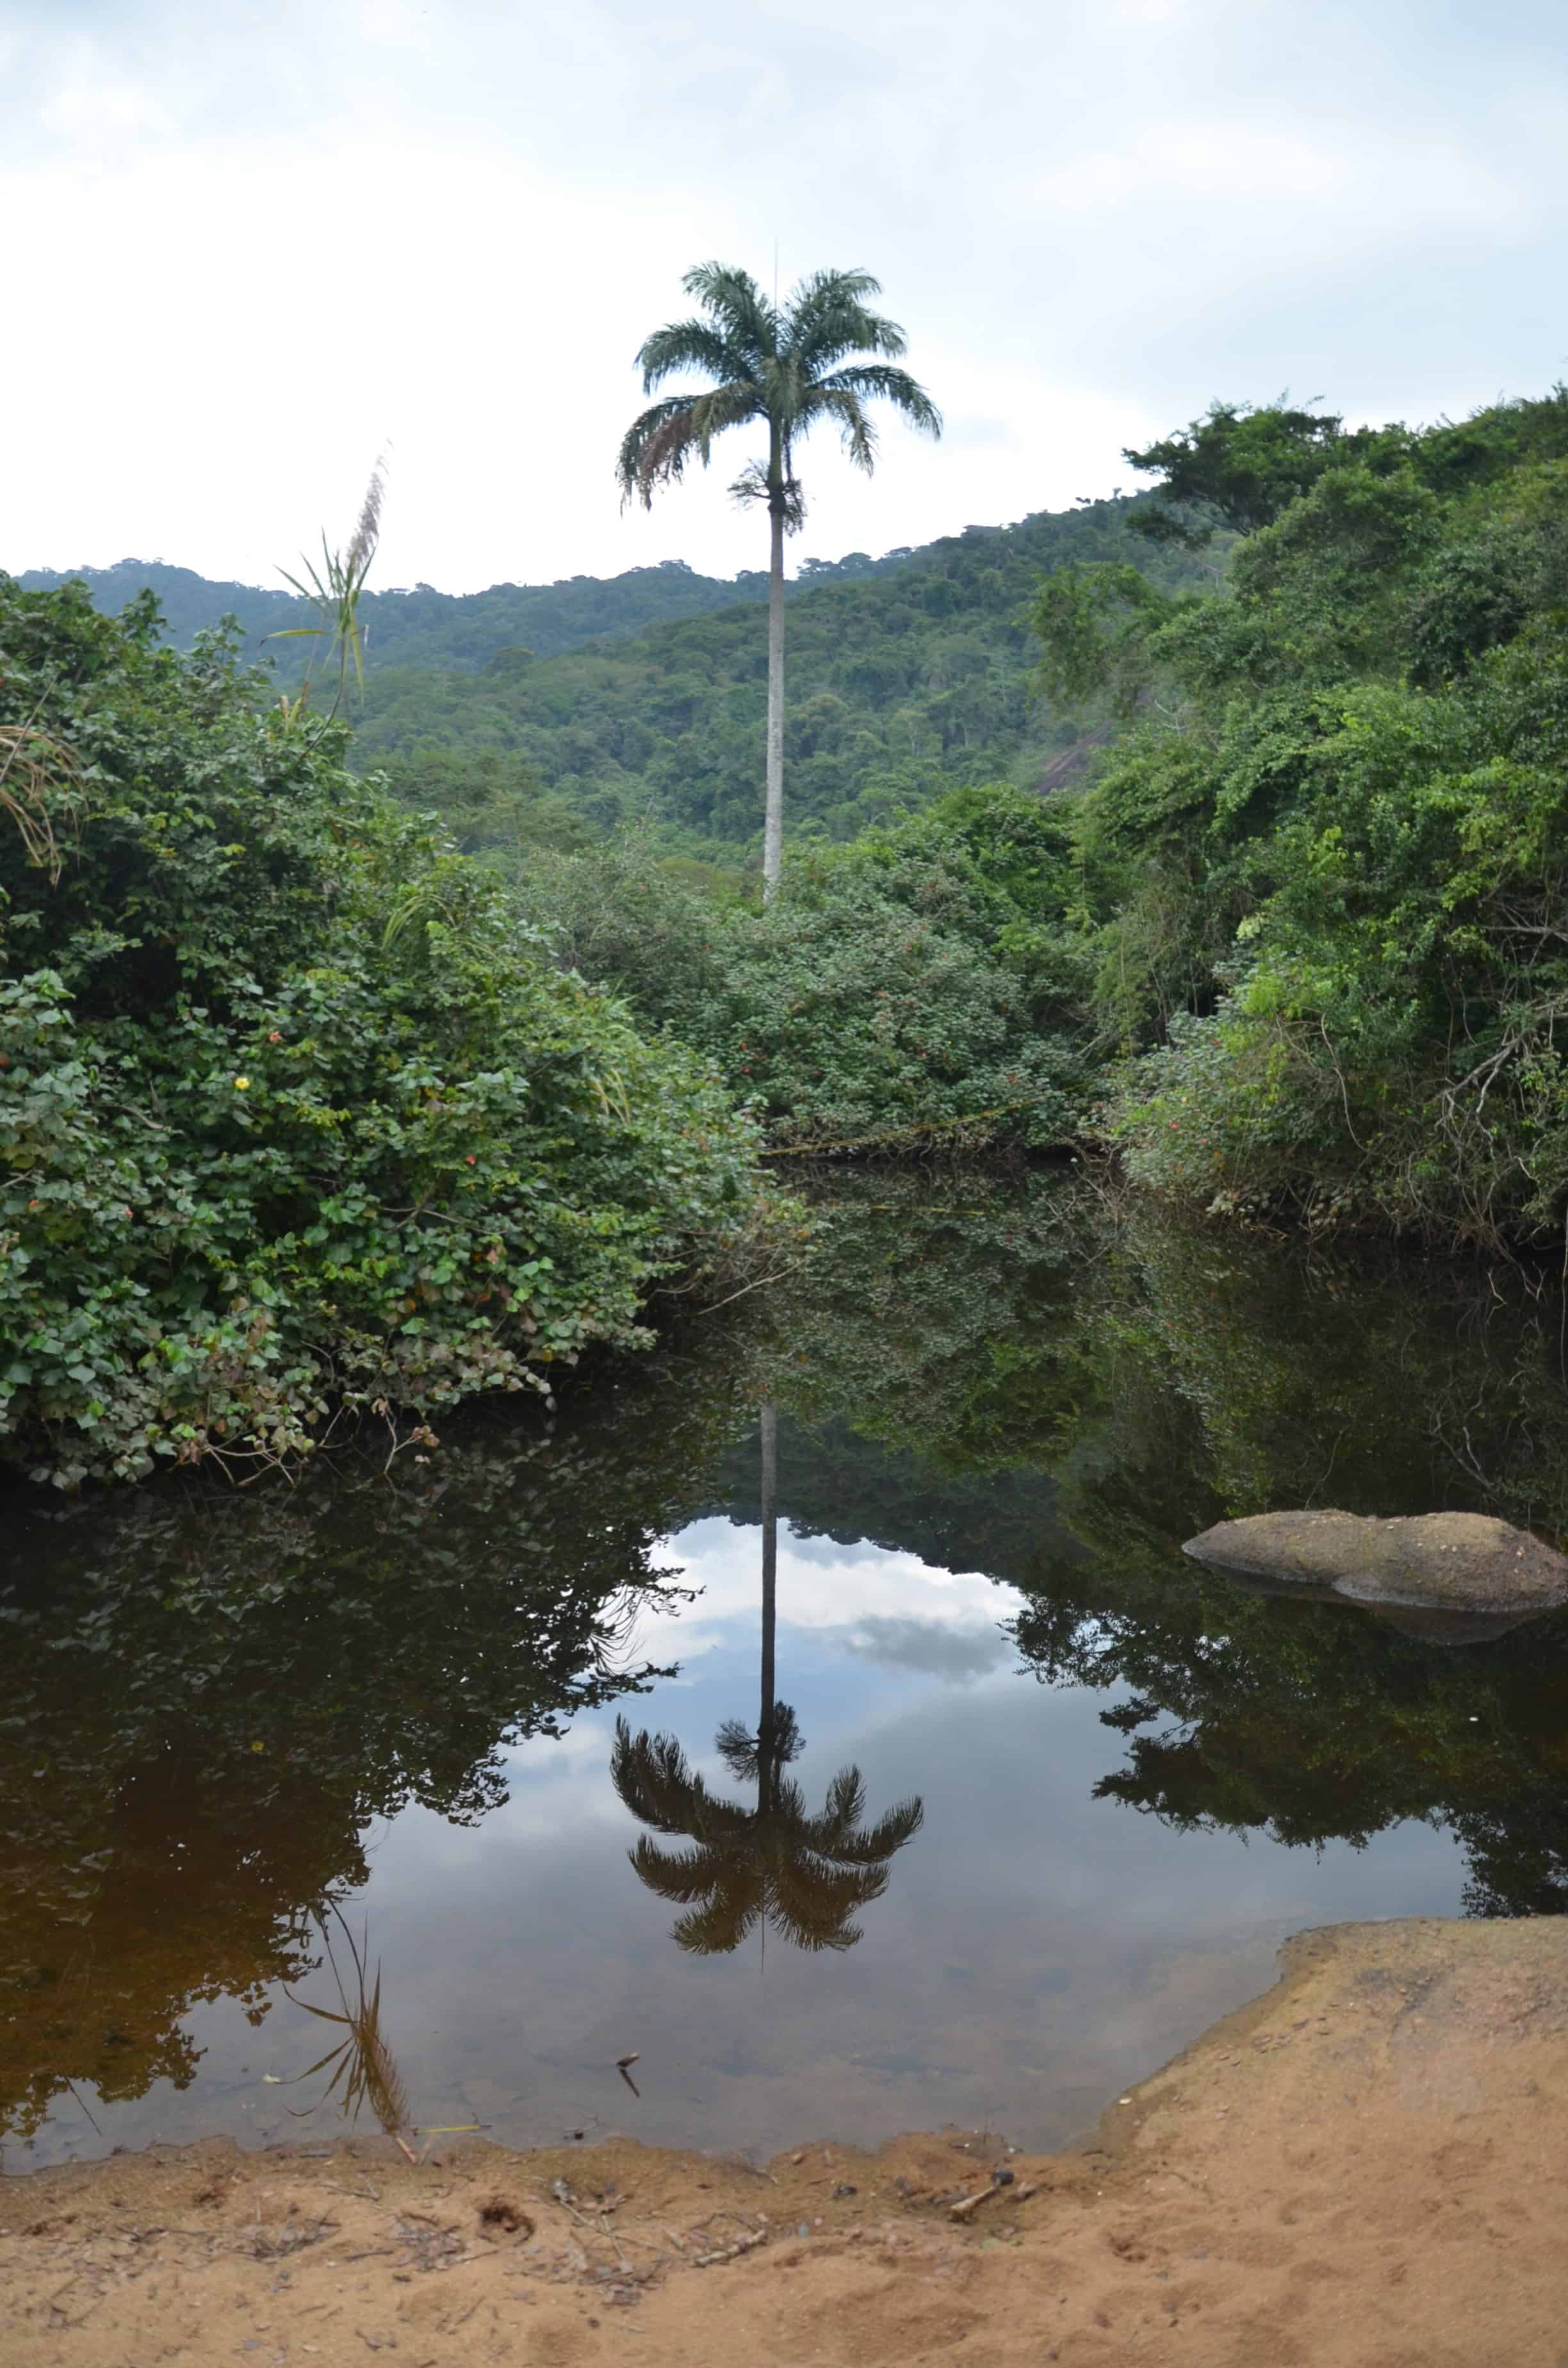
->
<box><xmin>234</xmin><ymin>1075</ymin><xmax>250</xmax><ymax>1090</ymax></box>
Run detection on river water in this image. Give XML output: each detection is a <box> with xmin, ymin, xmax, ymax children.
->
<box><xmin>5</xmin><ymin>1172</ymin><xmax>1567</xmax><ymax>2172</ymax></box>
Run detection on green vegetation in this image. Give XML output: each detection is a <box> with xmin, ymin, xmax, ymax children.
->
<box><xmin>1040</xmin><ymin>386</ymin><xmax>1568</xmax><ymax>1242</ymax></box>
<box><xmin>349</xmin><ymin>380</ymin><xmax>1568</xmax><ymax>1228</ymax></box>
<box><xmin>356</xmin><ymin>496</ymin><xmax>1180</xmax><ymax>861</ymax></box>
<box><xmin>0</xmin><ymin>579</ymin><xmax>764</xmax><ymax>1486</ymax></box>
<box><xmin>474</xmin><ymin>379</ymin><xmax>1552</xmax><ymax>1228</ymax></box>
<box><xmin>15</xmin><ymin>553</ymin><xmax>781</xmax><ymax>670</ymax></box>
<box><xmin>618</xmin><ymin>260</ymin><xmax>941</xmax><ymax>894</ymax></box>
<box><xmin>514</xmin><ymin>785</ymin><xmax>1092</xmax><ymax>1149</ymax></box>
<box><xmin>264</xmin><ymin>459</ymin><xmax>388</xmax><ymax>720</ymax></box>
<box><xmin>24</xmin><ymin>502</ymin><xmax>1193</xmax><ymax>871</ymax></box>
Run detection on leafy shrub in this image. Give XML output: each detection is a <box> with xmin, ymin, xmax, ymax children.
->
<box><xmin>519</xmin><ymin>787</ymin><xmax>1097</xmax><ymax>1151</ymax></box>
<box><xmin>0</xmin><ymin>580</ymin><xmax>764</xmax><ymax>1486</ymax></box>
<box><xmin>1035</xmin><ymin>395</ymin><xmax>1568</xmax><ymax>1243</ymax></box>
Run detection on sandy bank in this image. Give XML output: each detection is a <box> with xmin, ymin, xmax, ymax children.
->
<box><xmin>3</xmin><ymin>1916</ymin><xmax>1565</xmax><ymax>2367</ymax></box>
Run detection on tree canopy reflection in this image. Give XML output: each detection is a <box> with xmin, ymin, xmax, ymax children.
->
<box><xmin>612</xmin><ymin>1405</ymin><xmax>923</xmax><ymax>1953</ymax></box>
<box><xmin>9</xmin><ymin>1166</ymin><xmax>1568</xmax><ymax>2157</ymax></box>
<box><xmin>611</xmin><ymin>1710</ymin><xmax>924</xmax><ymax>1953</ymax></box>
<box><xmin>754</xmin><ymin>1174</ymin><xmax>1568</xmax><ymax>1919</ymax></box>
<box><xmin>0</xmin><ymin>1347</ymin><xmax>756</xmax><ymax>2152</ymax></box>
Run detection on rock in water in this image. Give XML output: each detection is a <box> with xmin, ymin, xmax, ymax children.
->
<box><xmin>1182</xmin><ymin>1509</ymin><xmax>1568</xmax><ymax>1616</ymax></box>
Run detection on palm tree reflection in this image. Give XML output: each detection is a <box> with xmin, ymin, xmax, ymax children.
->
<box><xmin>610</xmin><ymin>1405</ymin><xmax>924</xmax><ymax>1954</ymax></box>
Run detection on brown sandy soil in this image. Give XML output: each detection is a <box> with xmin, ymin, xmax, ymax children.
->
<box><xmin>3</xmin><ymin>1916</ymin><xmax>1567</xmax><ymax>2368</ymax></box>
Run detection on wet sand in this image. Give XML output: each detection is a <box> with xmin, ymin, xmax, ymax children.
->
<box><xmin>3</xmin><ymin>1916</ymin><xmax>1565</xmax><ymax>2367</ymax></box>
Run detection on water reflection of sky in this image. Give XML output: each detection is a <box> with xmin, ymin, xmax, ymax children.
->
<box><xmin>22</xmin><ymin>1513</ymin><xmax>1471</xmax><ymax>2171</ymax></box>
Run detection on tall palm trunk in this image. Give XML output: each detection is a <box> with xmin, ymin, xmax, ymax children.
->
<box><xmin>763</xmin><ymin>459</ymin><xmax>787</xmax><ymax>902</ymax></box>
<box><xmin>622</xmin><ymin>266</ymin><xmax>940</xmax><ymax>896</ymax></box>
<box><xmin>758</xmin><ymin>1401</ymin><xmax>779</xmax><ymax>1810</ymax></box>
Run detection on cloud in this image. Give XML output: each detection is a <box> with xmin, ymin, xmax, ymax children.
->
<box><xmin>632</xmin><ymin>1520</ymin><xmax>1021</xmax><ymax>1670</ymax></box>
<box><xmin>838</xmin><ymin>1615</ymin><xmax>1011</xmax><ymax>1683</ymax></box>
<box><xmin>8</xmin><ymin>1</ymin><xmax>1568</xmax><ymax>588</ymax></box>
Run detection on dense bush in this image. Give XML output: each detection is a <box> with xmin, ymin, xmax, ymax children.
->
<box><xmin>518</xmin><ymin>785</ymin><xmax>1097</xmax><ymax>1149</ymax></box>
<box><xmin>1036</xmin><ymin>390</ymin><xmax>1568</xmax><ymax>1242</ymax></box>
<box><xmin>0</xmin><ymin>580</ymin><xmax>764</xmax><ymax>1486</ymax></box>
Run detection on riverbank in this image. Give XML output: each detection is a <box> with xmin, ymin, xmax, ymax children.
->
<box><xmin>3</xmin><ymin>1915</ymin><xmax>1563</xmax><ymax>2365</ymax></box>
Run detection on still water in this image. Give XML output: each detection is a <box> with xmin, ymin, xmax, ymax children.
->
<box><xmin>5</xmin><ymin>1174</ymin><xmax>1568</xmax><ymax>2172</ymax></box>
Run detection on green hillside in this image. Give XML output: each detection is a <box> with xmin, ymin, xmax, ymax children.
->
<box><xmin>19</xmin><ymin>503</ymin><xmax>1197</xmax><ymax>867</ymax></box>
<box><xmin>355</xmin><ymin>498</ymin><xmax>1204</xmax><ymax>862</ymax></box>
<box><xmin>11</xmin><ymin>552</ymin><xmax>822</xmax><ymax>670</ymax></box>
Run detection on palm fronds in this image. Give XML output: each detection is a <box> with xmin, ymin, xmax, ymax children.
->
<box><xmin>636</xmin><ymin>320</ymin><xmax>752</xmax><ymax>392</ymax></box>
<box><xmin>677</xmin><ymin>263</ymin><xmax>778</xmax><ymax>368</ymax></box>
<box><xmin>819</xmin><ymin>363</ymin><xmax>942</xmax><ymax>435</ymax></box>
<box><xmin>618</xmin><ymin>384</ymin><xmax>764</xmax><ymax>507</ymax></box>
<box><xmin>612</xmin><ymin>1709</ymin><xmax>923</xmax><ymax>1957</ymax></box>
<box><xmin>615</xmin><ymin>259</ymin><xmax>938</xmax><ymax>523</ymax></box>
<box><xmin>610</xmin><ymin>1717</ymin><xmax>745</xmax><ymax>1836</ymax></box>
<box><xmin>616</xmin><ymin>257</ymin><xmax>937</xmax><ymax>900</ymax></box>
<box><xmin>788</xmin><ymin>267</ymin><xmax>907</xmax><ymax>371</ymax></box>
<box><xmin>265</xmin><ymin>455</ymin><xmax>389</xmax><ymax>719</ymax></box>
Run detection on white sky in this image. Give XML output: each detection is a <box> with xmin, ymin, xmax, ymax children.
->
<box><xmin>7</xmin><ymin>0</ymin><xmax>1567</xmax><ymax>591</ymax></box>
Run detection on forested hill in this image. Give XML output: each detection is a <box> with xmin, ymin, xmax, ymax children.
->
<box><xmin>17</xmin><ymin>497</ymin><xmax>1202</xmax><ymax>862</ymax></box>
<box><xmin>10</xmin><ymin>552</ymin><xmax>845</xmax><ymax>669</ymax></box>
<box><xmin>353</xmin><ymin>497</ymin><xmax>1203</xmax><ymax>860</ymax></box>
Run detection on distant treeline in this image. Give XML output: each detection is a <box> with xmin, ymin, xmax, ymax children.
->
<box><xmin>13</xmin><ymin>543</ymin><xmax>925</xmax><ymax>677</ymax></box>
<box><xmin>19</xmin><ymin>502</ymin><xmax>1204</xmax><ymax>867</ymax></box>
<box><xmin>355</xmin><ymin>498</ymin><xmax>1205</xmax><ymax>863</ymax></box>
<box><xmin>14</xmin><ymin>554</ymin><xmax>775</xmax><ymax>670</ymax></box>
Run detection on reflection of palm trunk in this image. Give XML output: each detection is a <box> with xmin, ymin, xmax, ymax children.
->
<box><xmin>758</xmin><ymin>1402</ymin><xmax>778</xmax><ymax>1814</ymax></box>
<box><xmin>610</xmin><ymin>1404</ymin><xmax>924</xmax><ymax>1957</ymax></box>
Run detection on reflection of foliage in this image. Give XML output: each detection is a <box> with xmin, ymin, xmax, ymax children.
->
<box><xmin>0</xmin><ymin>1330</ymin><xmax>758</xmax><ymax>2150</ymax></box>
<box><xmin>287</xmin><ymin>1911</ymin><xmax>414</xmax><ymax>2155</ymax></box>
<box><xmin>762</xmin><ymin>1167</ymin><xmax>1088</xmax><ymax>1472</ymax></box>
<box><xmin>996</xmin><ymin>1200</ymin><xmax>1568</xmax><ymax>1916</ymax></box>
<box><xmin>706</xmin><ymin>1409</ymin><xmax>1077</xmax><ymax>1596</ymax></box>
<box><xmin>11</xmin><ymin>1166</ymin><xmax>1568</xmax><ymax>2158</ymax></box>
<box><xmin>611</xmin><ymin>1711</ymin><xmax>922</xmax><ymax>1953</ymax></box>
<box><xmin>614</xmin><ymin>1401</ymin><xmax>923</xmax><ymax>1956</ymax></box>
<box><xmin>749</xmin><ymin>1172</ymin><xmax>1568</xmax><ymax>1918</ymax></box>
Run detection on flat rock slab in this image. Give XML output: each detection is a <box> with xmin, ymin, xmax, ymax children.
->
<box><xmin>1182</xmin><ymin>1507</ymin><xmax>1568</xmax><ymax>1615</ymax></box>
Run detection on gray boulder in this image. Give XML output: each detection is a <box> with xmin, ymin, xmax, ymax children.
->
<box><xmin>1182</xmin><ymin>1509</ymin><xmax>1568</xmax><ymax>1625</ymax></box>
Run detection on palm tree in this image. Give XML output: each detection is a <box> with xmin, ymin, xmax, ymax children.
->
<box><xmin>265</xmin><ymin>457</ymin><xmax>388</xmax><ymax>721</ymax></box>
<box><xmin>617</xmin><ymin>265</ymin><xmax>940</xmax><ymax>901</ymax></box>
<box><xmin>610</xmin><ymin>1404</ymin><xmax>924</xmax><ymax>1953</ymax></box>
